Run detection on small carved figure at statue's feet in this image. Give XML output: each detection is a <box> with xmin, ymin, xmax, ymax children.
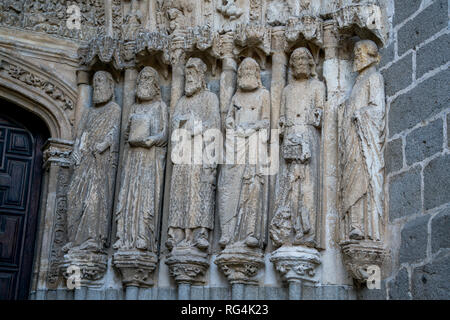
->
<box><xmin>245</xmin><ymin>236</ymin><xmax>259</xmax><ymax>248</ymax></box>
<box><xmin>219</xmin><ymin>236</ymin><xmax>230</xmax><ymax>248</ymax></box>
<box><xmin>136</xmin><ymin>238</ymin><xmax>148</xmax><ymax>250</ymax></box>
<box><xmin>349</xmin><ymin>226</ymin><xmax>364</xmax><ymax>240</ymax></box>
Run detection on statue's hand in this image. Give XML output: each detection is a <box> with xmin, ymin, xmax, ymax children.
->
<box><xmin>95</xmin><ymin>142</ymin><xmax>107</xmax><ymax>154</ymax></box>
<box><xmin>225</xmin><ymin>117</ymin><xmax>234</xmax><ymax>130</ymax></box>
<box><xmin>312</xmin><ymin>108</ymin><xmax>323</xmax><ymax>128</ymax></box>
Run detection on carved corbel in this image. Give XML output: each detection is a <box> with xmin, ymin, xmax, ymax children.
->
<box><xmin>341</xmin><ymin>241</ymin><xmax>388</xmax><ymax>287</ymax></box>
<box><xmin>215</xmin><ymin>246</ymin><xmax>265</xmax><ymax>285</ymax></box>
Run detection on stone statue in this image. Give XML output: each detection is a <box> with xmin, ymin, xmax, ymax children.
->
<box><xmin>270</xmin><ymin>47</ymin><xmax>325</xmax><ymax>248</ymax></box>
<box><xmin>114</xmin><ymin>67</ymin><xmax>168</xmax><ymax>253</ymax></box>
<box><xmin>113</xmin><ymin>67</ymin><xmax>168</xmax><ymax>287</ymax></box>
<box><xmin>166</xmin><ymin>57</ymin><xmax>220</xmax><ymax>252</ymax></box>
<box><xmin>218</xmin><ymin>57</ymin><xmax>271</xmax><ymax>249</ymax></box>
<box><xmin>338</xmin><ymin>40</ymin><xmax>385</xmax><ymax>242</ymax></box>
<box><xmin>64</xmin><ymin>71</ymin><xmax>121</xmax><ymax>255</ymax></box>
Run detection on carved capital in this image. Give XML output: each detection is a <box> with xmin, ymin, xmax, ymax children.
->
<box><xmin>271</xmin><ymin>26</ymin><xmax>287</xmax><ymax>54</ymax></box>
<box><xmin>165</xmin><ymin>247</ymin><xmax>209</xmax><ymax>285</ymax></box>
<box><xmin>270</xmin><ymin>246</ymin><xmax>321</xmax><ymax>283</ymax></box>
<box><xmin>43</xmin><ymin>139</ymin><xmax>74</xmax><ymax>168</ymax></box>
<box><xmin>113</xmin><ymin>251</ymin><xmax>158</xmax><ymax>288</ymax></box>
<box><xmin>323</xmin><ymin>20</ymin><xmax>339</xmax><ymax>59</ymax></box>
<box><xmin>215</xmin><ymin>244</ymin><xmax>264</xmax><ymax>285</ymax></box>
<box><xmin>340</xmin><ymin>240</ymin><xmax>388</xmax><ymax>287</ymax></box>
<box><xmin>60</xmin><ymin>251</ymin><xmax>108</xmax><ymax>287</ymax></box>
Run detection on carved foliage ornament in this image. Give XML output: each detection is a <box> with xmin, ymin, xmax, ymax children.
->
<box><xmin>0</xmin><ymin>58</ymin><xmax>75</xmax><ymax>123</ymax></box>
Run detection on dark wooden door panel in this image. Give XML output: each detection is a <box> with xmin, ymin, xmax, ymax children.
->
<box><xmin>0</xmin><ymin>106</ymin><xmax>46</xmax><ymax>300</ymax></box>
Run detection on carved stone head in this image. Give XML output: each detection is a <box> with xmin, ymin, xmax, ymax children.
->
<box><xmin>290</xmin><ymin>47</ymin><xmax>316</xmax><ymax>80</ymax></box>
<box><xmin>93</xmin><ymin>71</ymin><xmax>115</xmax><ymax>105</ymax></box>
<box><xmin>237</xmin><ymin>57</ymin><xmax>263</xmax><ymax>92</ymax></box>
<box><xmin>185</xmin><ymin>57</ymin><xmax>207</xmax><ymax>97</ymax></box>
<box><xmin>137</xmin><ymin>67</ymin><xmax>161</xmax><ymax>102</ymax></box>
<box><xmin>353</xmin><ymin>40</ymin><xmax>380</xmax><ymax>73</ymax></box>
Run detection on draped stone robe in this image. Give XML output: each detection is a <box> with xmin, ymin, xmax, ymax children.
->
<box><xmin>114</xmin><ymin>101</ymin><xmax>168</xmax><ymax>252</ymax></box>
<box><xmin>274</xmin><ymin>78</ymin><xmax>325</xmax><ymax>247</ymax></box>
<box><xmin>218</xmin><ymin>87</ymin><xmax>271</xmax><ymax>247</ymax></box>
<box><xmin>168</xmin><ymin>90</ymin><xmax>220</xmax><ymax>231</ymax></box>
<box><xmin>66</xmin><ymin>102</ymin><xmax>121</xmax><ymax>252</ymax></box>
<box><xmin>339</xmin><ymin>65</ymin><xmax>385</xmax><ymax>241</ymax></box>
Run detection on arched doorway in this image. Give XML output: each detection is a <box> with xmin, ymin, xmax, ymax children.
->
<box><xmin>0</xmin><ymin>100</ymin><xmax>49</xmax><ymax>300</ymax></box>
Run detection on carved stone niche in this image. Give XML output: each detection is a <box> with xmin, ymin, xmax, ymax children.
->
<box><xmin>214</xmin><ymin>245</ymin><xmax>265</xmax><ymax>285</ymax></box>
<box><xmin>341</xmin><ymin>240</ymin><xmax>387</xmax><ymax>287</ymax></box>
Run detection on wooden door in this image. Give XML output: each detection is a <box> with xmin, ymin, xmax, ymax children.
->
<box><xmin>0</xmin><ymin>105</ymin><xmax>46</xmax><ymax>300</ymax></box>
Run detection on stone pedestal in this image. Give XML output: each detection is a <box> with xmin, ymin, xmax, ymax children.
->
<box><xmin>215</xmin><ymin>244</ymin><xmax>264</xmax><ymax>285</ymax></box>
<box><xmin>165</xmin><ymin>246</ymin><xmax>209</xmax><ymax>285</ymax></box>
<box><xmin>60</xmin><ymin>251</ymin><xmax>108</xmax><ymax>287</ymax></box>
<box><xmin>340</xmin><ymin>240</ymin><xmax>387</xmax><ymax>287</ymax></box>
<box><xmin>270</xmin><ymin>246</ymin><xmax>321</xmax><ymax>283</ymax></box>
<box><xmin>113</xmin><ymin>250</ymin><xmax>158</xmax><ymax>287</ymax></box>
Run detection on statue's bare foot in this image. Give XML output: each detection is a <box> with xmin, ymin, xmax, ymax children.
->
<box><xmin>245</xmin><ymin>236</ymin><xmax>259</xmax><ymax>248</ymax></box>
<box><xmin>165</xmin><ymin>238</ymin><xmax>175</xmax><ymax>250</ymax></box>
<box><xmin>79</xmin><ymin>239</ymin><xmax>101</xmax><ymax>252</ymax></box>
<box><xmin>62</xmin><ymin>242</ymin><xmax>73</xmax><ymax>253</ymax></box>
<box><xmin>112</xmin><ymin>239</ymin><xmax>123</xmax><ymax>250</ymax></box>
<box><xmin>195</xmin><ymin>237</ymin><xmax>209</xmax><ymax>251</ymax></box>
<box><xmin>219</xmin><ymin>236</ymin><xmax>229</xmax><ymax>248</ymax></box>
<box><xmin>136</xmin><ymin>239</ymin><xmax>147</xmax><ymax>250</ymax></box>
<box><xmin>349</xmin><ymin>227</ymin><xmax>364</xmax><ymax>240</ymax></box>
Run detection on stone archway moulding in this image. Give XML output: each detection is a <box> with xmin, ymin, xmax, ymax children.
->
<box><xmin>0</xmin><ymin>52</ymin><xmax>76</xmax><ymax>140</ymax></box>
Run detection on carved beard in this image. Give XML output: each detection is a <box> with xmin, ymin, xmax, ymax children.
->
<box><xmin>93</xmin><ymin>86</ymin><xmax>112</xmax><ymax>105</ymax></box>
<box><xmin>137</xmin><ymin>84</ymin><xmax>157</xmax><ymax>101</ymax></box>
<box><xmin>238</xmin><ymin>74</ymin><xmax>259</xmax><ymax>91</ymax></box>
<box><xmin>292</xmin><ymin>65</ymin><xmax>311</xmax><ymax>79</ymax></box>
<box><xmin>185</xmin><ymin>79</ymin><xmax>202</xmax><ymax>97</ymax></box>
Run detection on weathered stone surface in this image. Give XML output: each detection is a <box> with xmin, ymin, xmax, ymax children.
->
<box><xmin>411</xmin><ymin>251</ymin><xmax>450</xmax><ymax>299</ymax></box>
<box><xmin>381</xmin><ymin>53</ymin><xmax>412</xmax><ymax>97</ymax></box>
<box><xmin>389</xmin><ymin>166</ymin><xmax>422</xmax><ymax>221</ymax></box>
<box><xmin>393</xmin><ymin>0</ymin><xmax>422</xmax><ymax>26</ymax></box>
<box><xmin>405</xmin><ymin>118</ymin><xmax>443</xmax><ymax>165</ymax></box>
<box><xmin>389</xmin><ymin>69</ymin><xmax>450</xmax><ymax>137</ymax></box>
<box><xmin>399</xmin><ymin>215</ymin><xmax>430</xmax><ymax>264</ymax></box>
<box><xmin>424</xmin><ymin>154</ymin><xmax>450</xmax><ymax>210</ymax></box>
<box><xmin>431</xmin><ymin>207</ymin><xmax>450</xmax><ymax>254</ymax></box>
<box><xmin>398</xmin><ymin>0</ymin><xmax>449</xmax><ymax>55</ymax></box>
<box><xmin>385</xmin><ymin>138</ymin><xmax>403</xmax><ymax>174</ymax></box>
<box><xmin>388</xmin><ymin>268</ymin><xmax>410</xmax><ymax>300</ymax></box>
<box><xmin>339</xmin><ymin>40</ymin><xmax>386</xmax><ymax>243</ymax></box>
<box><xmin>271</xmin><ymin>48</ymin><xmax>325</xmax><ymax>249</ymax></box>
<box><xmin>416</xmin><ymin>33</ymin><xmax>450</xmax><ymax>78</ymax></box>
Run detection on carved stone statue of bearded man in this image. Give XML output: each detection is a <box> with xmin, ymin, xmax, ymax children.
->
<box><xmin>218</xmin><ymin>57</ymin><xmax>271</xmax><ymax>249</ymax></box>
<box><xmin>270</xmin><ymin>47</ymin><xmax>325</xmax><ymax>248</ymax></box>
<box><xmin>114</xmin><ymin>67</ymin><xmax>168</xmax><ymax>253</ymax></box>
<box><xmin>64</xmin><ymin>71</ymin><xmax>121</xmax><ymax>254</ymax></box>
<box><xmin>338</xmin><ymin>40</ymin><xmax>385</xmax><ymax>242</ymax></box>
<box><xmin>167</xmin><ymin>58</ymin><xmax>220</xmax><ymax>251</ymax></box>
